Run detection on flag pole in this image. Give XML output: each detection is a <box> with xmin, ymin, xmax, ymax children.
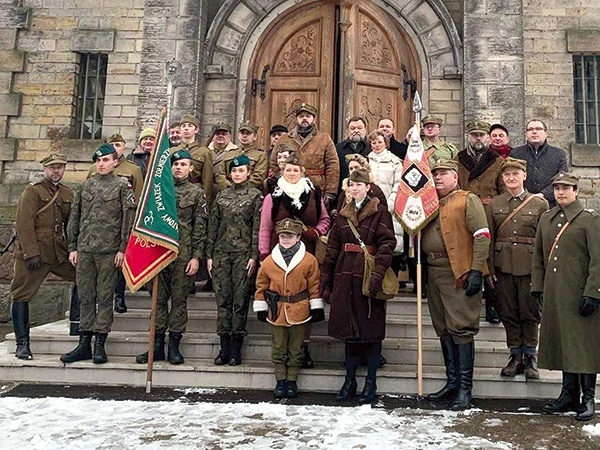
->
<box><xmin>146</xmin><ymin>275</ymin><xmax>159</xmax><ymax>393</ymax></box>
<box><xmin>165</xmin><ymin>60</ymin><xmax>181</xmax><ymax>130</ymax></box>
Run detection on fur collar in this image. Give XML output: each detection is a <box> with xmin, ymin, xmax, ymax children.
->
<box><xmin>458</xmin><ymin>148</ymin><xmax>501</xmax><ymax>180</ymax></box>
<box><xmin>271</xmin><ymin>241</ymin><xmax>306</xmax><ymax>274</ymax></box>
<box><xmin>339</xmin><ymin>197</ymin><xmax>380</xmax><ymax>226</ymax></box>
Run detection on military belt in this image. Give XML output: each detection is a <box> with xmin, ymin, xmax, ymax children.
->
<box><xmin>305</xmin><ymin>169</ymin><xmax>325</xmax><ymax>176</ymax></box>
<box><xmin>37</xmin><ymin>224</ymin><xmax>63</xmax><ymax>234</ymax></box>
<box><xmin>427</xmin><ymin>251</ymin><xmax>448</xmax><ymax>260</ymax></box>
<box><xmin>497</xmin><ymin>236</ymin><xmax>535</xmax><ymax>245</ymax></box>
<box><xmin>343</xmin><ymin>243</ymin><xmax>375</xmax><ymax>254</ymax></box>
<box><xmin>279</xmin><ymin>290</ymin><xmax>309</xmax><ymax>303</ymax></box>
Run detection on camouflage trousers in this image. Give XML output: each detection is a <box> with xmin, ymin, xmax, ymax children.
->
<box><xmin>212</xmin><ymin>252</ymin><xmax>253</xmax><ymax>336</ymax></box>
<box><xmin>155</xmin><ymin>261</ymin><xmax>190</xmax><ymax>333</ymax></box>
<box><xmin>77</xmin><ymin>252</ymin><xmax>118</xmax><ymax>333</ymax></box>
<box><xmin>10</xmin><ymin>257</ymin><xmax>75</xmax><ymax>302</ymax></box>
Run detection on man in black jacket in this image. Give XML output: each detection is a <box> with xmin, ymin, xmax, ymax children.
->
<box><xmin>377</xmin><ymin>118</ymin><xmax>407</xmax><ymax>160</ymax></box>
<box><xmin>336</xmin><ymin>117</ymin><xmax>369</xmax><ymax>183</ymax></box>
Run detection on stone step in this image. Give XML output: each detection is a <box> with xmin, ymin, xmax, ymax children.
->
<box><xmin>110</xmin><ymin>309</ymin><xmax>507</xmax><ymax>341</ymax></box>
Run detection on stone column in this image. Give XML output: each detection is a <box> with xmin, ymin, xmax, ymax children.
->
<box><xmin>136</xmin><ymin>0</ymin><xmax>208</xmax><ymax>128</ymax></box>
<box><xmin>463</xmin><ymin>0</ymin><xmax>525</xmax><ymax>145</ymax></box>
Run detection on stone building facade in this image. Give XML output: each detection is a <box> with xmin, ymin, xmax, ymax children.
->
<box><xmin>0</xmin><ymin>0</ymin><xmax>599</xmax><ymax>207</ymax></box>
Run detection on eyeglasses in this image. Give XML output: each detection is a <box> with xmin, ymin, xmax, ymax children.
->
<box><xmin>526</xmin><ymin>127</ymin><xmax>546</xmax><ymax>132</ymax></box>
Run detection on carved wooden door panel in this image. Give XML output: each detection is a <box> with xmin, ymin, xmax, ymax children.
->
<box><xmin>248</xmin><ymin>2</ymin><xmax>336</xmax><ymax>149</ymax></box>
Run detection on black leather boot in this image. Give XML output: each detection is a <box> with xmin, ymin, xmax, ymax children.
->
<box><xmin>93</xmin><ymin>333</ymin><xmax>108</xmax><ymax>364</ymax></box>
<box><xmin>201</xmin><ymin>278</ymin><xmax>213</xmax><ymax>292</ymax></box>
<box><xmin>428</xmin><ymin>335</ymin><xmax>457</xmax><ymax>400</ymax></box>
<box><xmin>214</xmin><ymin>335</ymin><xmax>231</xmax><ymax>365</ymax></box>
<box><xmin>60</xmin><ymin>332</ymin><xmax>93</xmax><ymax>363</ymax></box>
<box><xmin>114</xmin><ymin>274</ymin><xmax>127</xmax><ymax>313</ymax></box>
<box><xmin>168</xmin><ymin>332</ymin><xmax>184</xmax><ymax>365</ymax></box>
<box><xmin>274</xmin><ymin>380</ymin><xmax>287</xmax><ymax>399</ymax></box>
<box><xmin>358</xmin><ymin>378</ymin><xmax>377</xmax><ymax>404</ymax></box>
<box><xmin>228</xmin><ymin>334</ymin><xmax>244</xmax><ymax>366</ymax></box>
<box><xmin>11</xmin><ymin>301</ymin><xmax>32</xmax><ymax>360</ymax></box>
<box><xmin>301</xmin><ymin>342</ymin><xmax>314</xmax><ymax>369</ymax></box>
<box><xmin>136</xmin><ymin>332</ymin><xmax>166</xmax><ymax>364</ymax></box>
<box><xmin>336</xmin><ymin>378</ymin><xmax>358</xmax><ymax>401</ymax></box>
<box><xmin>485</xmin><ymin>304</ymin><xmax>500</xmax><ymax>324</ymax></box>
<box><xmin>451</xmin><ymin>341</ymin><xmax>475</xmax><ymax>411</ymax></box>
<box><xmin>577</xmin><ymin>373</ymin><xmax>596</xmax><ymax>421</ymax></box>
<box><xmin>69</xmin><ymin>285</ymin><xmax>82</xmax><ymax>336</ymax></box>
<box><xmin>286</xmin><ymin>380</ymin><xmax>299</xmax><ymax>398</ymax></box>
<box><xmin>543</xmin><ymin>372</ymin><xmax>581</xmax><ymax>414</ymax></box>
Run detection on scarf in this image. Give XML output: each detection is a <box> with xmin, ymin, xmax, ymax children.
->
<box><xmin>490</xmin><ymin>144</ymin><xmax>511</xmax><ymax>159</ymax></box>
<box><xmin>465</xmin><ymin>142</ymin><xmax>488</xmax><ymax>163</ymax></box>
<box><xmin>279</xmin><ymin>241</ymin><xmax>301</xmax><ymax>265</ymax></box>
<box><xmin>298</xmin><ymin>125</ymin><xmax>314</xmax><ymax>139</ymax></box>
<box><xmin>273</xmin><ymin>176</ymin><xmax>313</xmax><ymax>210</ymax></box>
<box><xmin>369</xmin><ymin>149</ymin><xmax>389</xmax><ymax>163</ymax></box>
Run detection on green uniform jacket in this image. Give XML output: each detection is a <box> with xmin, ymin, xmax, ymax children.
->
<box><xmin>174</xmin><ymin>177</ymin><xmax>208</xmax><ymax>262</ymax></box>
<box><xmin>215</xmin><ymin>145</ymin><xmax>268</xmax><ymax>191</ymax></box>
<box><xmin>87</xmin><ymin>155</ymin><xmax>143</xmax><ymax>201</ymax></box>
<box><xmin>14</xmin><ymin>178</ymin><xmax>74</xmax><ymax>264</ymax></box>
<box><xmin>487</xmin><ymin>190</ymin><xmax>549</xmax><ymax>276</ymax></box>
<box><xmin>68</xmin><ymin>173</ymin><xmax>136</xmax><ymax>254</ymax></box>
<box><xmin>170</xmin><ymin>140</ymin><xmax>214</xmax><ymax>202</ymax></box>
<box><xmin>424</xmin><ymin>138</ymin><xmax>458</xmax><ymax>167</ymax></box>
<box><xmin>531</xmin><ymin>200</ymin><xmax>600</xmax><ymax>373</ymax></box>
<box><xmin>206</xmin><ymin>182</ymin><xmax>262</xmax><ymax>261</ymax></box>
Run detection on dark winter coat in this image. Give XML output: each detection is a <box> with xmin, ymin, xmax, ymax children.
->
<box><xmin>336</xmin><ymin>138</ymin><xmax>370</xmax><ymax>183</ymax></box>
<box><xmin>510</xmin><ymin>141</ymin><xmax>568</xmax><ymax>204</ymax></box>
<box><xmin>322</xmin><ymin>197</ymin><xmax>396</xmax><ymax>342</ymax></box>
<box><xmin>388</xmin><ymin>135</ymin><xmax>408</xmax><ymax>160</ymax></box>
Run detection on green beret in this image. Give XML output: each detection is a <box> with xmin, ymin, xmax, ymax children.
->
<box><xmin>552</xmin><ymin>171</ymin><xmax>579</xmax><ymax>187</ymax></box>
<box><xmin>276</xmin><ymin>218</ymin><xmax>304</xmax><ymax>236</ymax></box>
<box><xmin>501</xmin><ymin>157</ymin><xmax>527</xmax><ymax>172</ymax></box>
<box><xmin>180</xmin><ymin>114</ymin><xmax>200</xmax><ymax>128</ymax></box>
<box><xmin>431</xmin><ymin>159</ymin><xmax>458</xmax><ymax>173</ymax></box>
<box><xmin>228</xmin><ymin>154</ymin><xmax>251</xmax><ymax>173</ymax></box>
<box><xmin>40</xmin><ymin>153</ymin><xmax>68</xmax><ymax>166</ymax></box>
<box><xmin>92</xmin><ymin>143</ymin><xmax>117</xmax><ymax>162</ymax></box>
<box><xmin>171</xmin><ymin>150</ymin><xmax>193</xmax><ymax>163</ymax></box>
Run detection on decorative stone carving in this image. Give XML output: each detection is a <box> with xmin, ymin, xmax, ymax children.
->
<box><xmin>359</xmin><ymin>14</ymin><xmax>394</xmax><ymax>71</ymax></box>
<box><xmin>359</xmin><ymin>95</ymin><xmax>393</xmax><ymax>129</ymax></box>
<box><xmin>276</xmin><ymin>26</ymin><xmax>317</xmax><ymax>73</ymax></box>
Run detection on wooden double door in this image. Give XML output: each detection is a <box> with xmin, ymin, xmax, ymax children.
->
<box><xmin>247</xmin><ymin>0</ymin><xmax>421</xmax><ymax>147</ymax></box>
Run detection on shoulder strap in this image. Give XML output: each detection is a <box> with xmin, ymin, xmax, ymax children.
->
<box><xmin>547</xmin><ymin>221</ymin><xmax>570</xmax><ymax>264</ymax></box>
<box><xmin>36</xmin><ymin>189</ymin><xmax>60</xmax><ymax>216</ymax></box>
<box><xmin>497</xmin><ymin>194</ymin><xmax>537</xmax><ymax>232</ymax></box>
<box><xmin>346</xmin><ymin>218</ymin><xmax>369</xmax><ymax>257</ymax></box>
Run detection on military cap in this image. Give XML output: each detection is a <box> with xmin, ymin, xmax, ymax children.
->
<box><xmin>349</xmin><ymin>167</ymin><xmax>371</xmax><ymax>184</ymax></box>
<box><xmin>295</xmin><ymin>102</ymin><xmax>318</xmax><ymax>117</ymax></box>
<box><xmin>92</xmin><ymin>143</ymin><xmax>117</xmax><ymax>162</ymax></box>
<box><xmin>138</xmin><ymin>127</ymin><xmax>156</xmax><ymax>142</ymax></box>
<box><xmin>466</xmin><ymin>120</ymin><xmax>491</xmax><ymax>134</ymax></box>
<box><xmin>228</xmin><ymin>154</ymin><xmax>251</xmax><ymax>173</ymax></box>
<box><xmin>180</xmin><ymin>114</ymin><xmax>200</xmax><ymax>128</ymax></box>
<box><xmin>551</xmin><ymin>171</ymin><xmax>579</xmax><ymax>187</ymax></box>
<box><xmin>501</xmin><ymin>157</ymin><xmax>527</xmax><ymax>172</ymax></box>
<box><xmin>277</xmin><ymin>142</ymin><xmax>295</xmax><ymax>154</ymax></box>
<box><xmin>431</xmin><ymin>159</ymin><xmax>458</xmax><ymax>173</ymax></box>
<box><xmin>170</xmin><ymin>150</ymin><xmax>193</xmax><ymax>163</ymax></box>
<box><xmin>213</xmin><ymin>123</ymin><xmax>232</xmax><ymax>133</ymax></box>
<box><xmin>276</xmin><ymin>218</ymin><xmax>304</xmax><ymax>236</ymax></box>
<box><xmin>238</xmin><ymin>121</ymin><xmax>259</xmax><ymax>134</ymax></box>
<box><xmin>422</xmin><ymin>115</ymin><xmax>443</xmax><ymax>126</ymax></box>
<box><xmin>106</xmin><ymin>133</ymin><xmax>125</xmax><ymax>144</ymax></box>
<box><xmin>40</xmin><ymin>153</ymin><xmax>68</xmax><ymax>166</ymax></box>
<box><xmin>283</xmin><ymin>153</ymin><xmax>303</xmax><ymax>167</ymax></box>
<box><xmin>269</xmin><ymin>124</ymin><xmax>288</xmax><ymax>135</ymax></box>
<box><xmin>490</xmin><ymin>123</ymin><xmax>509</xmax><ymax>135</ymax></box>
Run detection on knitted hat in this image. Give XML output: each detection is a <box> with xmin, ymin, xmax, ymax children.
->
<box><xmin>138</xmin><ymin>127</ymin><xmax>156</xmax><ymax>142</ymax></box>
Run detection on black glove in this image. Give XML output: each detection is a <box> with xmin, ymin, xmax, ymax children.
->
<box><xmin>579</xmin><ymin>296</ymin><xmax>600</xmax><ymax>317</ymax></box>
<box><xmin>368</xmin><ymin>272</ymin><xmax>384</xmax><ymax>298</ymax></box>
<box><xmin>319</xmin><ymin>275</ymin><xmax>332</xmax><ymax>304</ymax></box>
<box><xmin>26</xmin><ymin>256</ymin><xmax>42</xmax><ymax>271</ymax></box>
<box><xmin>463</xmin><ymin>270</ymin><xmax>483</xmax><ymax>297</ymax></box>
<box><xmin>532</xmin><ymin>292</ymin><xmax>543</xmax><ymax>306</ymax></box>
<box><xmin>311</xmin><ymin>308</ymin><xmax>325</xmax><ymax>323</ymax></box>
<box><xmin>257</xmin><ymin>311</ymin><xmax>268</xmax><ymax>322</ymax></box>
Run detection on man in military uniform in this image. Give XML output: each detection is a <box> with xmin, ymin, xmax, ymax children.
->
<box><xmin>420</xmin><ymin>115</ymin><xmax>458</xmax><ymax>166</ymax></box>
<box><xmin>216</xmin><ymin>121</ymin><xmax>268</xmax><ymax>191</ymax></box>
<box><xmin>532</xmin><ymin>172</ymin><xmax>600</xmax><ymax>421</ymax></box>
<box><xmin>209</xmin><ymin>123</ymin><xmax>238</xmax><ymax>194</ymax></box>
<box><xmin>9</xmin><ymin>153</ymin><xmax>76</xmax><ymax>359</ymax></box>
<box><xmin>170</xmin><ymin>114</ymin><xmax>214</xmax><ymax>202</ymax></box>
<box><xmin>61</xmin><ymin>144</ymin><xmax>136</xmax><ymax>365</ymax></box>
<box><xmin>136</xmin><ymin>150</ymin><xmax>208</xmax><ymax>365</ymax></box>
<box><xmin>422</xmin><ymin>159</ymin><xmax>490</xmax><ymax>411</ymax></box>
<box><xmin>487</xmin><ymin>158</ymin><xmax>548</xmax><ymax>379</ymax></box>
<box><xmin>87</xmin><ymin>133</ymin><xmax>143</xmax><ymax>314</ymax></box>
<box><xmin>270</xmin><ymin>103</ymin><xmax>340</xmax><ymax>209</ymax></box>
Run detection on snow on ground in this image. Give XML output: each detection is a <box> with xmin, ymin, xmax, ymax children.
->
<box><xmin>0</xmin><ymin>397</ymin><xmax>513</xmax><ymax>450</ymax></box>
<box><xmin>583</xmin><ymin>423</ymin><xmax>600</xmax><ymax>437</ymax></box>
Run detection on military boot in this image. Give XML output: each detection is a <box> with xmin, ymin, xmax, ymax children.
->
<box><xmin>114</xmin><ymin>275</ymin><xmax>127</xmax><ymax>313</ymax></box>
<box><xmin>451</xmin><ymin>341</ymin><xmax>475</xmax><ymax>411</ymax></box>
<box><xmin>577</xmin><ymin>374</ymin><xmax>597</xmax><ymax>421</ymax></box>
<box><xmin>286</xmin><ymin>380</ymin><xmax>299</xmax><ymax>398</ymax></box>
<box><xmin>427</xmin><ymin>335</ymin><xmax>458</xmax><ymax>400</ymax></box>
<box><xmin>11</xmin><ymin>301</ymin><xmax>32</xmax><ymax>360</ymax></box>
<box><xmin>60</xmin><ymin>332</ymin><xmax>93</xmax><ymax>363</ymax></box>
<box><xmin>69</xmin><ymin>285</ymin><xmax>82</xmax><ymax>336</ymax></box>
<box><xmin>358</xmin><ymin>378</ymin><xmax>377</xmax><ymax>404</ymax></box>
<box><xmin>500</xmin><ymin>353</ymin><xmax>524</xmax><ymax>377</ymax></box>
<box><xmin>485</xmin><ymin>304</ymin><xmax>500</xmax><ymax>324</ymax></box>
<box><xmin>201</xmin><ymin>278</ymin><xmax>213</xmax><ymax>292</ymax></box>
<box><xmin>523</xmin><ymin>354</ymin><xmax>539</xmax><ymax>380</ymax></box>
<box><xmin>93</xmin><ymin>333</ymin><xmax>108</xmax><ymax>364</ymax></box>
<box><xmin>336</xmin><ymin>378</ymin><xmax>358</xmax><ymax>401</ymax></box>
<box><xmin>542</xmin><ymin>372</ymin><xmax>580</xmax><ymax>414</ymax></box>
<box><xmin>228</xmin><ymin>334</ymin><xmax>244</xmax><ymax>366</ymax></box>
<box><xmin>136</xmin><ymin>333</ymin><xmax>166</xmax><ymax>364</ymax></box>
<box><xmin>214</xmin><ymin>335</ymin><xmax>231</xmax><ymax>366</ymax></box>
<box><xmin>274</xmin><ymin>380</ymin><xmax>287</xmax><ymax>399</ymax></box>
<box><xmin>168</xmin><ymin>332</ymin><xmax>184</xmax><ymax>365</ymax></box>
<box><xmin>301</xmin><ymin>342</ymin><xmax>314</xmax><ymax>369</ymax></box>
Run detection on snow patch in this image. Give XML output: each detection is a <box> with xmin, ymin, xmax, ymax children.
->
<box><xmin>583</xmin><ymin>423</ymin><xmax>600</xmax><ymax>436</ymax></box>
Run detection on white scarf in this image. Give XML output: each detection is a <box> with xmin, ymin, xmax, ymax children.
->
<box><xmin>273</xmin><ymin>176</ymin><xmax>313</xmax><ymax>210</ymax></box>
<box><xmin>369</xmin><ymin>149</ymin><xmax>390</xmax><ymax>163</ymax></box>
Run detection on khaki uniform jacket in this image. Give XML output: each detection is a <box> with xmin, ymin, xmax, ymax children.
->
<box><xmin>215</xmin><ymin>145</ymin><xmax>268</xmax><ymax>191</ymax></box>
<box><xmin>87</xmin><ymin>156</ymin><xmax>143</xmax><ymax>201</ymax></box>
<box><xmin>270</xmin><ymin>127</ymin><xmax>340</xmax><ymax>197</ymax></box>
<box><xmin>531</xmin><ymin>200</ymin><xmax>600</xmax><ymax>372</ymax></box>
<box><xmin>487</xmin><ymin>190</ymin><xmax>549</xmax><ymax>276</ymax></box>
<box><xmin>170</xmin><ymin>140</ymin><xmax>214</xmax><ymax>202</ymax></box>
<box><xmin>254</xmin><ymin>242</ymin><xmax>323</xmax><ymax>326</ymax></box>
<box><xmin>14</xmin><ymin>178</ymin><xmax>74</xmax><ymax>264</ymax></box>
<box><xmin>209</xmin><ymin>141</ymin><xmax>238</xmax><ymax>199</ymax></box>
<box><xmin>456</xmin><ymin>149</ymin><xmax>506</xmax><ymax>205</ymax></box>
<box><xmin>424</xmin><ymin>138</ymin><xmax>458</xmax><ymax>167</ymax></box>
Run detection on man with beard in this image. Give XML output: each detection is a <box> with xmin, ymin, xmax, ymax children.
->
<box><xmin>169</xmin><ymin>122</ymin><xmax>182</xmax><ymax>148</ymax></box>
<box><xmin>457</xmin><ymin>120</ymin><xmax>505</xmax><ymax>324</ymax></box>
<box><xmin>336</xmin><ymin>117</ymin><xmax>369</xmax><ymax>184</ymax></box>
<box><xmin>377</xmin><ymin>118</ymin><xmax>407</xmax><ymax>160</ymax></box>
<box><xmin>270</xmin><ymin>103</ymin><xmax>339</xmax><ymax>209</ymax></box>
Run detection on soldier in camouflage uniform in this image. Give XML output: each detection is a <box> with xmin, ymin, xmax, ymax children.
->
<box><xmin>87</xmin><ymin>133</ymin><xmax>143</xmax><ymax>314</ymax></box>
<box><xmin>61</xmin><ymin>143</ymin><xmax>136</xmax><ymax>364</ymax></box>
<box><xmin>136</xmin><ymin>150</ymin><xmax>208</xmax><ymax>365</ymax></box>
<box><xmin>207</xmin><ymin>154</ymin><xmax>262</xmax><ymax>366</ymax></box>
<box><xmin>10</xmin><ymin>153</ymin><xmax>76</xmax><ymax>360</ymax></box>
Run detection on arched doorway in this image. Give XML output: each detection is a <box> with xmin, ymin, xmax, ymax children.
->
<box><xmin>246</xmin><ymin>0</ymin><xmax>422</xmax><ymax>148</ymax></box>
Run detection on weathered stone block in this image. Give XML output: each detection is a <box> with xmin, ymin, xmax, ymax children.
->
<box><xmin>571</xmin><ymin>143</ymin><xmax>600</xmax><ymax>167</ymax></box>
<box><xmin>57</xmin><ymin>139</ymin><xmax>104</xmax><ymax>162</ymax></box>
<box><xmin>71</xmin><ymin>29</ymin><xmax>116</xmax><ymax>52</ymax></box>
<box><xmin>0</xmin><ymin>50</ymin><xmax>25</xmax><ymax>72</ymax></box>
<box><xmin>567</xmin><ymin>29</ymin><xmax>600</xmax><ymax>52</ymax></box>
<box><xmin>228</xmin><ymin>2</ymin><xmax>256</xmax><ymax>31</ymax></box>
<box><xmin>0</xmin><ymin>139</ymin><xmax>17</xmax><ymax>161</ymax></box>
<box><xmin>0</xmin><ymin>6</ymin><xmax>30</xmax><ymax>29</ymax></box>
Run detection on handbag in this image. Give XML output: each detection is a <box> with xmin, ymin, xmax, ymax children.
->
<box><xmin>347</xmin><ymin>219</ymin><xmax>398</xmax><ymax>300</ymax></box>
